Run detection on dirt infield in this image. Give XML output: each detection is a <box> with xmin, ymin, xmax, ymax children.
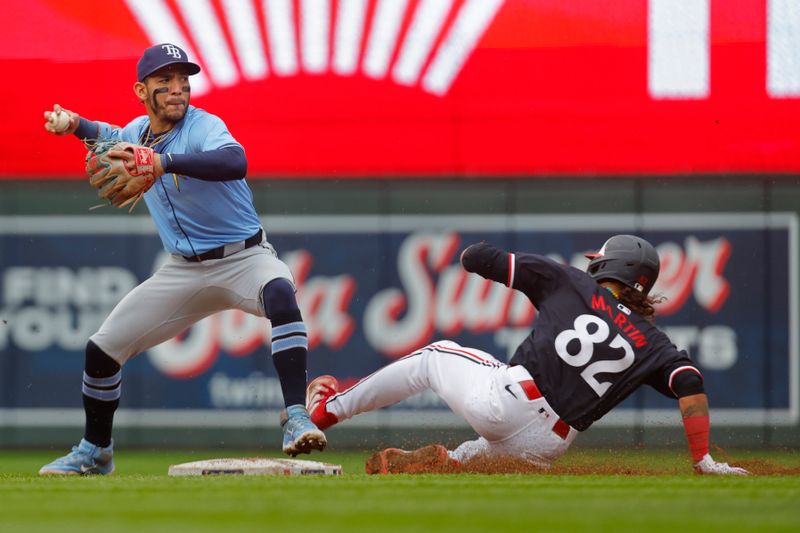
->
<box><xmin>732</xmin><ymin>459</ymin><xmax>800</xmax><ymax>477</ymax></box>
<box><xmin>462</xmin><ymin>456</ymin><xmax>800</xmax><ymax>476</ymax></box>
<box><xmin>392</xmin><ymin>455</ymin><xmax>800</xmax><ymax>476</ymax></box>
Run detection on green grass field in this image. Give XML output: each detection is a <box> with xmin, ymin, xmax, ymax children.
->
<box><xmin>1</xmin><ymin>448</ymin><xmax>799</xmax><ymax>533</ymax></box>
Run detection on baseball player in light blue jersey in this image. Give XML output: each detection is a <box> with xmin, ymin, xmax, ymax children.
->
<box><xmin>39</xmin><ymin>43</ymin><xmax>325</xmax><ymax>475</ymax></box>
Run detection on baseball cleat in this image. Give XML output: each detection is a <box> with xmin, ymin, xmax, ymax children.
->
<box><xmin>38</xmin><ymin>438</ymin><xmax>115</xmax><ymax>476</ymax></box>
<box><xmin>280</xmin><ymin>404</ymin><xmax>327</xmax><ymax>457</ymax></box>
<box><xmin>305</xmin><ymin>375</ymin><xmax>340</xmax><ymax>430</ymax></box>
<box><xmin>365</xmin><ymin>444</ymin><xmax>461</xmax><ymax>475</ymax></box>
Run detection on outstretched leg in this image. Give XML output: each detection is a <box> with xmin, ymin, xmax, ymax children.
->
<box><xmin>308</xmin><ymin>341</ymin><xmax>573</xmax><ymax>470</ymax></box>
<box><xmin>312</xmin><ymin>341</ymin><xmax>505</xmax><ymax>429</ymax></box>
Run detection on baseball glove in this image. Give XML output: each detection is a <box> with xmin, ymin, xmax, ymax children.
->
<box><xmin>85</xmin><ymin>140</ymin><xmax>156</xmax><ymax>211</ymax></box>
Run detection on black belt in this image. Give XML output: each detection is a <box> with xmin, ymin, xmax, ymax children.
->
<box><xmin>183</xmin><ymin>229</ymin><xmax>263</xmax><ymax>262</ymax></box>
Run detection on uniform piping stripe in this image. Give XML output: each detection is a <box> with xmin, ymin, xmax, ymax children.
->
<box><xmin>82</xmin><ymin>383</ymin><xmax>122</xmax><ymax>402</ymax></box>
<box><xmin>331</xmin><ymin>343</ymin><xmax>500</xmax><ymax>404</ymax></box>
<box><xmin>82</xmin><ymin>371</ymin><xmax>122</xmax><ymax>388</ymax></box>
<box><xmin>507</xmin><ymin>252</ymin><xmax>515</xmax><ymax>287</ymax></box>
<box><xmin>668</xmin><ymin>365</ymin><xmax>703</xmax><ymax>392</ymax></box>
<box><xmin>272</xmin><ymin>331</ymin><xmax>308</xmax><ymax>343</ymax></box>
<box><xmin>433</xmin><ymin>348</ymin><xmax>500</xmax><ymax>367</ymax></box>
<box><xmin>329</xmin><ymin>349</ymin><xmax>426</xmax><ymax>402</ymax></box>
<box><xmin>430</xmin><ymin>343</ymin><xmax>497</xmax><ymax>364</ymax></box>
<box><xmin>430</xmin><ymin>343</ymin><xmax>503</xmax><ymax>367</ymax></box>
<box><xmin>271</xmin><ymin>322</ymin><xmax>307</xmax><ymax>337</ymax></box>
<box><xmin>271</xmin><ymin>336</ymin><xmax>309</xmax><ymax>353</ymax></box>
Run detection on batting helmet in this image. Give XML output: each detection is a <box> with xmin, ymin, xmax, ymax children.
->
<box><xmin>585</xmin><ymin>235</ymin><xmax>660</xmax><ymax>295</ymax></box>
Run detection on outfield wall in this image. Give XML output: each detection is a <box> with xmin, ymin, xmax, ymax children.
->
<box><xmin>1</xmin><ymin>177</ymin><xmax>799</xmax><ymax>450</ymax></box>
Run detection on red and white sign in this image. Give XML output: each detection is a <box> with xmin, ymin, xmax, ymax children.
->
<box><xmin>4</xmin><ymin>0</ymin><xmax>800</xmax><ymax>177</ymax></box>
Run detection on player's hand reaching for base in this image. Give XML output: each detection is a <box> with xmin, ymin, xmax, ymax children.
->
<box><xmin>693</xmin><ymin>454</ymin><xmax>749</xmax><ymax>476</ymax></box>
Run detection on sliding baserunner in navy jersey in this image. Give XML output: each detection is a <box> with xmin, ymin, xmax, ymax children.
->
<box><xmin>40</xmin><ymin>44</ymin><xmax>324</xmax><ymax>475</ymax></box>
<box><xmin>306</xmin><ymin>235</ymin><xmax>747</xmax><ymax>475</ymax></box>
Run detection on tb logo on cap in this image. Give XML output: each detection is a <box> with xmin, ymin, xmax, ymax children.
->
<box><xmin>161</xmin><ymin>44</ymin><xmax>182</xmax><ymax>59</ymax></box>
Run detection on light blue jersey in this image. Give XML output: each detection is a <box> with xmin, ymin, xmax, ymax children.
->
<box><xmin>96</xmin><ymin>106</ymin><xmax>261</xmax><ymax>256</ymax></box>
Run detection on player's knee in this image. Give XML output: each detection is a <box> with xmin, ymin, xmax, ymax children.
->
<box><xmin>428</xmin><ymin>340</ymin><xmax>456</xmax><ymax>352</ymax></box>
<box><xmin>261</xmin><ymin>278</ymin><xmax>300</xmax><ymax>320</ymax></box>
<box><xmin>416</xmin><ymin>340</ymin><xmax>455</xmax><ymax>362</ymax></box>
<box><xmin>85</xmin><ymin>340</ymin><xmax>122</xmax><ymax>377</ymax></box>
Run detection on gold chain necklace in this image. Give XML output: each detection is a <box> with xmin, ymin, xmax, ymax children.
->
<box><xmin>143</xmin><ymin>125</ymin><xmax>181</xmax><ymax>191</ymax></box>
<box><xmin>143</xmin><ymin>125</ymin><xmax>171</xmax><ymax>148</ymax></box>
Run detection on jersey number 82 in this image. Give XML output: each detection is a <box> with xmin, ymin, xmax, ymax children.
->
<box><xmin>554</xmin><ymin>314</ymin><xmax>635</xmax><ymax>397</ymax></box>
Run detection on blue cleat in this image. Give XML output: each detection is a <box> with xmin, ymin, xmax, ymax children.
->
<box><xmin>280</xmin><ymin>404</ymin><xmax>326</xmax><ymax>457</ymax></box>
<box><xmin>38</xmin><ymin>438</ymin><xmax>115</xmax><ymax>476</ymax></box>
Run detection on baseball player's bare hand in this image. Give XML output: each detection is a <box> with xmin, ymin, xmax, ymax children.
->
<box><xmin>107</xmin><ymin>148</ymin><xmax>136</xmax><ymax>171</ymax></box>
<box><xmin>693</xmin><ymin>454</ymin><xmax>749</xmax><ymax>476</ymax></box>
<box><xmin>44</xmin><ymin>104</ymin><xmax>80</xmax><ymax>136</ymax></box>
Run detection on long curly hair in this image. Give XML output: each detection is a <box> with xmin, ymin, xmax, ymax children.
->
<box><xmin>616</xmin><ymin>286</ymin><xmax>666</xmax><ymax>324</ymax></box>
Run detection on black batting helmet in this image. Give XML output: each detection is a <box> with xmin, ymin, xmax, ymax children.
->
<box><xmin>585</xmin><ymin>235</ymin><xmax>660</xmax><ymax>295</ymax></box>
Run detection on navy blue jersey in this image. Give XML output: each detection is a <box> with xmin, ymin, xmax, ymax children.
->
<box><xmin>462</xmin><ymin>243</ymin><xmax>700</xmax><ymax>431</ymax></box>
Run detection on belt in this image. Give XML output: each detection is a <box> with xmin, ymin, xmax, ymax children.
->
<box><xmin>508</xmin><ymin>365</ymin><xmax>573</xmax><ymax>440</ymax></box>
<box><xmin>183</xmin><ymin>229</ymin><xmax>263</xmax><ymax>262</ymax></box>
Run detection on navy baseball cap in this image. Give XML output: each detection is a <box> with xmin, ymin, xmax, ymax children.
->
<box><xmin>137</xmin><ymin>43</ymin><xmax>201</xmax><ymax>81</ymax></box>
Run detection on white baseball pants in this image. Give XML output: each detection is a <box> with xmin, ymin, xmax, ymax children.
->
<box><xmin>325</xmin><ymin>340</ymin><xmax>578</xmax><ymax>466</ymax></box>
<box><xmin>91</xmin><ymin>240</ymin><xmax>293</xmax><ymax>364</ymax></box>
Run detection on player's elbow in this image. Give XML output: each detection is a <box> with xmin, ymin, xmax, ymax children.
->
<box><xmin>672</xmin><ymin>370</ymin><xmax>705</xmax><ymax>398</ymax></box>
<box><xmin>225</xmin><ymin>147</ymin><xmax>248</xmax><ymax>179</ymax></box>
<box><xmin>231</xmin><ymin>158</ymin><xmax>247</xmax><ymax>180</ymax></box>
<box><xmin>460</xmin><ymin>244</ymin><xmax>479</xmax><ymax>272</ymax></box>
<box><xmin>461</xmin><ymin>242</ymin><xmax>492</xmax><ymax>272</ymax></box>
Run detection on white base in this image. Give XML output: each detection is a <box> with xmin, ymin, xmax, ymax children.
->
<box><xmin>168</xmin><ymin>457</ymin><xmax>342</xmax><ymax>476</ymax></box>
